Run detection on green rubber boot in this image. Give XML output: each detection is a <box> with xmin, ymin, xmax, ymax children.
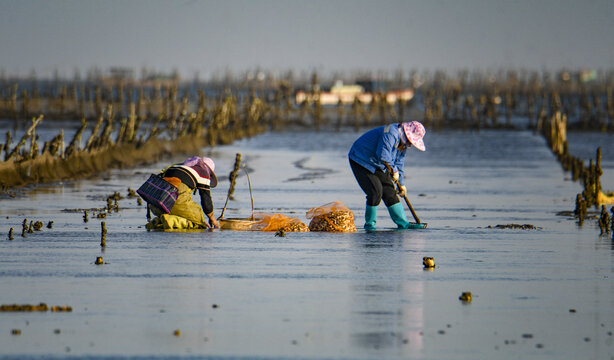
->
<box><xmin>364</xmin><ymin>205</ymin><xmax>377</xmax><ymax>231</ymax></box>
<box><xmin>387</xmin><ymin>202</ymin><xmax>411</xmax><ymax>229</ymax></box>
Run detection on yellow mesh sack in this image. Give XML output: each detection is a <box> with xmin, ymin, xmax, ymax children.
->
<box><xmin>306</xmin><ymin>201</ymin><xmax>356</xmax><ymax>232</ymax></box>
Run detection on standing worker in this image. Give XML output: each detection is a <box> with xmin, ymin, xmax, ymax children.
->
<box><xmin>348</xmin><ymin>121</ymin><xmax>426</xmax><ymax>230</ymax></box>
<box><xmin>151</xmin><ymin>156</ymin><xmax>220</xmax><ymax>228</ymax></box>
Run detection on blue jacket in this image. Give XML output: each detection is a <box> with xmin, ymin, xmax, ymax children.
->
<box><xmin>348</xmin><ymin>124</ymin><xmax>407</xmax><ymax>186</ymax></box>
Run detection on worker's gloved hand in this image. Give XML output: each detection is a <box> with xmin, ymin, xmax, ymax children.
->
<box><xmin>207</xmin><ymin>212</ymin><xmax>220</xmax><ymax>228</ymax></box>
<box><xmin>398</xmin><ymin>185</ymin><xmax>407</xmax><ymax>197</ymax></box>
<box><xmin>392</xmin><ymin>171</ymin><xmax>399</xmax><ymax>182</ymax></box>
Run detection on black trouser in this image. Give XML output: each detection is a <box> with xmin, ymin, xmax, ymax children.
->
<box><xmin>350</xmin><ymin>159</ymin><xmax>400</xmax><ymax>207</ymax></box>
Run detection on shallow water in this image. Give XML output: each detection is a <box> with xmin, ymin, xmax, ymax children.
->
<box><xmin>1</xmin><ymin>128</ymin><xmax>613</xmax><ymax>360</ymax></box>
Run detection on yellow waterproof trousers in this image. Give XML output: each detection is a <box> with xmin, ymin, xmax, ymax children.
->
<box><xmin>151</xmin><ymin>182</ymin><xmax>207</xmax><ymax>227</ymax></box>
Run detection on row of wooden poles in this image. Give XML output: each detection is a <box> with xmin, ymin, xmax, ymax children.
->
<box><xmin>1</xmin><ymin>76</ymin><xmax>613</xmax><ymax>204</ymax></box>
<box><xmin>0</xmin><ymin>91</ymin><xmax>274</xmax><ymax>188</ymax></box>
<box><xmin>1</xmin><ymin>77</ymin><xmax>614</xmax><ymax>131</ymax></box>
<box><xmin>0</xmin><ymin>85</ymin><xmax>413</xmax><ymax>132</ymax></box>
<box><xmin>0</xmin><ymin>86</ymin><xmax>406</xmax><ymax>188</ymax></box>
<box><xmin>0</xmin><ymin>79</ymin><xmax>424</xmax><ymax>192</ymax></box>
<box><xmin>536</xmin><ymin>92</ymin><xmax>613</xmax><ymax>237</ymax></box>
<box><xmin>420</xmin><ymin>85</ymin><xmax>614</xmax><ymax>132</ymax></box>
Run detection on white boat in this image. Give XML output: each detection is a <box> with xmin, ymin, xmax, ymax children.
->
<box><xmin>295</xmin><ymin>82</ymin><xmax>413</xmax><ymax>105</ymax></box>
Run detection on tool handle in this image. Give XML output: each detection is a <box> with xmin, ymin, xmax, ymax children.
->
<box><xmin>384</xmin><ymin>162</ymin><xmax>421</xmax><ymax>224</ymax></box>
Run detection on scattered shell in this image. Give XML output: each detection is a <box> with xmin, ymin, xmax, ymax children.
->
<box><xmin>423</xmin><ymin>256</ymin><xmax>435</xmax><ymax>268</ymax></box>
<box><xmin>459</xmin><ymin>292</ymin><xmax>472</xmax><ymax>302</ymax></box>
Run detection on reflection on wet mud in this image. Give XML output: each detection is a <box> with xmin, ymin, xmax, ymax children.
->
<box><xmin>350</xmin><ymin>230</ymin><xmax>425</xmax><ymax>356</ymax></box>
<box><xmin>351</xmin><ymin>331</ymin><xmax>409</xmax><ymax>350</ymax></box>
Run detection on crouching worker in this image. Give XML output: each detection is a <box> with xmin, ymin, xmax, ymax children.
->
<box><xmin>151</xmin><ymin>156</ymin><xmax>220</xmax><ymax>229</ymax></box>
<box><xmin>348</xmin><ymin>121</ymin><xmax>426</xmax><ymax>230</ymax></box>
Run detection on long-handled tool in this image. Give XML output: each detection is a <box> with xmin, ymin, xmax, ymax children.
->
<box><xmin>384</xmin><ymin>162</ymin><xmax>427</xmax><ymax>227</ymax></box>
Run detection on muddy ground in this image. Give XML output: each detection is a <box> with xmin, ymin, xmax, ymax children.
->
<box><xmin>1</xmin><ymin>128</ymin><xmax>613</xmax><ymax>359</ymax></box>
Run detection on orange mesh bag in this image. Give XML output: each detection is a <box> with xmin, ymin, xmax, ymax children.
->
<box><xmin>250</xmin><ymin>213</ymin><xmax>309</xmax><ymax>232</ymax></box>
<box><xmin>306</xmin><ymin>201</ymin><xmax>356</xmax><ymax>232</ymax></box>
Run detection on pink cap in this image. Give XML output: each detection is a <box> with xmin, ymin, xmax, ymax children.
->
<box><xmin>401</xmin><ymin>121</ymin><xmax>426</xmax><ymax>151</ymax></box>
<box><xmin>183</xmin><ymin>156</ymin><xmax>218</xmax><ymax>187</ymax></box>
<box><xmin>201</xmin><ymin>157</ymin><xmax>215</xmax><ymax>172</ymax></box>
<box><xmin>201</xmin><ymin>157</ymin><xmax>217</xmax><ymax>188</ymax></box>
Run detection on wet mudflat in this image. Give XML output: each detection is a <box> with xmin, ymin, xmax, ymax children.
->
<box><xmin>1</xmin><ymin>128</ymin><xmax>613</xmax><ymax>360</ymax></box>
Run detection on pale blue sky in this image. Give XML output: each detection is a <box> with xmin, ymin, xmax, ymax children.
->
<box><xmin>1</xmin><ymin>0</ymin><xmax>613</xmax><ymax>79</ymax></box>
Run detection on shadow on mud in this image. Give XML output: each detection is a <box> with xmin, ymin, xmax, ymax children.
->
<box><xmin>285</xmin><ymin>156</ymin><xmax>337</xmax><ymax>182</ymax></box>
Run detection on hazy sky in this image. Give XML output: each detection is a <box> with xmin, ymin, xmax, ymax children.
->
<box><xmin>1</xmin><ymin>0</ymin><xmax>613</xmax><ymax>79</ymax></box>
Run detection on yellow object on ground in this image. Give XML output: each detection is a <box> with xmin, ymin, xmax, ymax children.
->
<box><xmin>597</xmin><ymin>191</ymin><xmax>614</xmax><ymax>205</ymax></box>
<box><xmin>150</xmin><ymin>182</ymin><xmax>206</xmax><ymax>227</ymax></box>
<box><xmin>146</xmin><ymin>214</ymin><xmax>207</xmax><ymax>231</ymax></box>
<box><xmin>306</xmin><ymin>201</ymin><xmax>356</xmax><ymax>232</ymax></box>
<box><xmin>459</xmin><ymin>292</ymin><xmax>472</xmax><ymax>302</ymax></box>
